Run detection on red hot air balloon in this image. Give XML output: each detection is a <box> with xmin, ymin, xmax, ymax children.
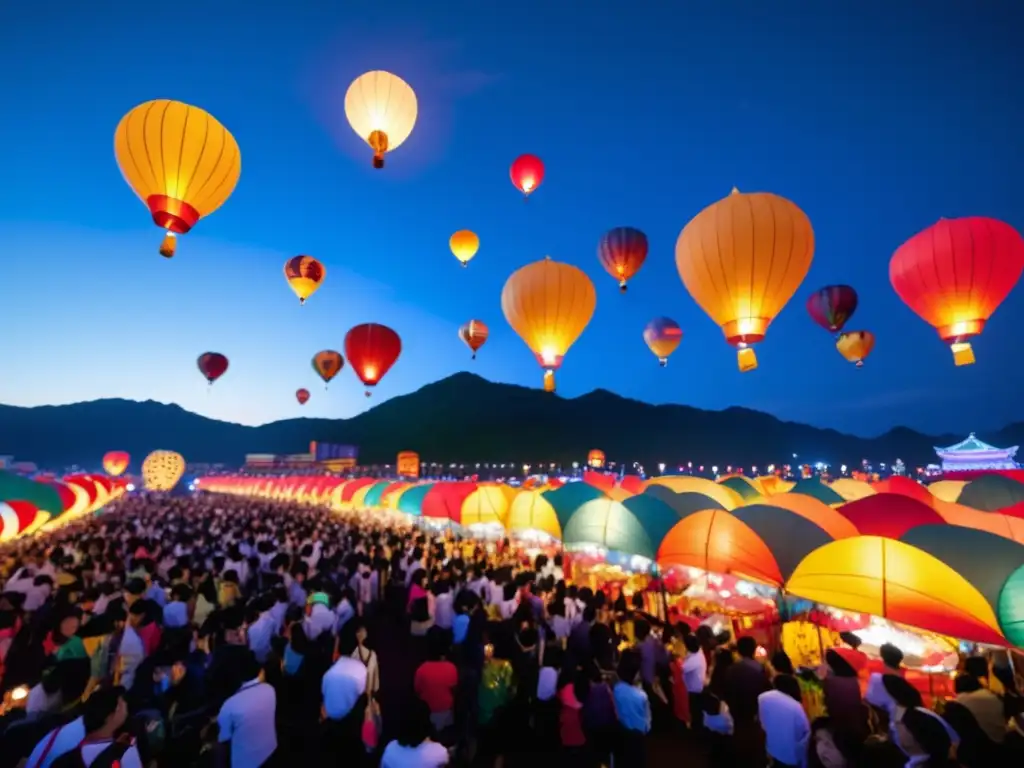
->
<box><xmin>598</xmin><ymin>227</ymin><xmax>648</xmax><ymax>291</ymax></box>
<box><xmin>197</xmin><ymin>352</ymin><xmax>229</xmax><ymax>385</ymax></box>
<box><xmin>459</xmin><ymin>320</ymin><xmax>489</xmax><ymax>359</ymax></box>
<box><xmin>807</xmin><ymin>285</ymin><xmax>858</xmax><ymax>334</ymax></box>
<box><xmin>344</xmin><ymin>323</ymin><xmax>402</xmax><ymax>396</ymax></box>
<box><xmin>510</xmin><ymin>154</ymin><xmax>544</xmax><ymax>198</ymax></box>
<box><xmin>296</xmin><ymin>388</ymin><xmax>310</xmax><ymax>405</ymax></box>
<box><xmin>890</xmin><ymin>217</ymin><xmax>1024</xmax><ymax>366</ymax></box>
<box><xmin>103</xmin><ymin>451</ymin><xmax>130</xmax><ymax>477</ymax></box>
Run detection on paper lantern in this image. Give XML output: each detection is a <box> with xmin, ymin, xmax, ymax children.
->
<box><xmin>142</xmin><ymin>450</ymin><xmax>186</xmax><ymax>491</ymax></box>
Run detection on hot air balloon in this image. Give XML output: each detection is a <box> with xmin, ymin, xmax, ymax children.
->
<box><xmin>450</xmin><ymin>230</ymin><xmax>479</xmax><ymax>267</ymax></box>
<box><xmin>102</xmin><ymin>451</ymin><xmax>130</xmax><ymax>477</ymax></box>
<box><xmin>344</xmin><ymin>323</ymin><xmax>401</xmax><ymax>396</ymax></box>
<box><xmin>807</xmin><ymin>285</ymin><xmax>858</xmax><ymax>334</ymax></box>
<box><xmin>284</xmin><ymin>256</ymin><xmax>325</xmax><ymax>304</ymax></box>
<box><xmin>643</xmin><ymin>317</ymin><xmax>683</xmax><ymax>366</ymax></box>
<box><xmin>459</xmin><ymin>320</ymin><xmax>489</xmax><ymax>359</ymax></box>
<box><xmin>142</xmin><ymin>450</ymin><xmax>186</xmax><ymax>491</ymax></box>
<box><xmin>501</xmin><ymin>257</ymin><xmax>596</xmax><ymax>392</ymax></box>
<box><xmin>587</xmin><ymin>449</ymin><xmax>606</xmax><ymax>469</ymax></box>
<box><xmin>510</xmin><ymin>154</ymin><xmax>545</xmax><ymax>198</ymax></box>
<box><xmin>890</xmin><ymin>217</ymin><xmax>1024</xmax><ymax>366</ymax></box>
<box><xmin>296</xmin><ymin>388</ymin><xmax>310</xmax><ymax>405</ymax></box>
<box><xmin>344</xmin><ymin>71</ymin><xmax>418</xmax><ymax>169</ymax></box>
<box><xmin>197</xmin><ymin>353</ymin><xmax>229</xmax><ymax>385</ymax></box>
<box><xmin>676</xmin><ymin>188</ymin><xmax>814</xmax><ymax>372</ymax></box>
<box><xmin>836</xmin><ymin>331</ymin><xmax>875</xmax><ymax>367</ymax></box>
<box><xmin>598</xmin><ymin>227</ymin><xmax>648</xmax><ymax>291</ymax></box>
<box><xmin>114</xmin><ymin>100</ymin><xmax>241</xmax><ymax>259</ymax></box>
<box><xmin>312</xmin><ymin>350</ymin><xmax>344</xmax><ymax>388</ymax></box>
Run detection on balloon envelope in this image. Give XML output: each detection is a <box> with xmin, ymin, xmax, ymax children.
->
<box><xmin>450</xmin><ymin>231</ymin><xmax>480</xmax><ymax>266</ymax></box>
<box><xmin>807</xmin><ymin>285</ymin><xmax>858</xmax><ymax>333</ymax></box>
<box><xmin>344</xmin><ymin>71</ymin><xmax>418</xmax><ymax>168</ymax></box>
<box><xmin>197</xmin><ymin>353</ymin><xmax>229</xmax><ymax>384</ymax></box>
<box><xmin>102</xmin><ymin>451</ymin><xmax>130</xmax><ymax>477</ymax></box>
<box><xmin>643</xmin><ymin>317</ymin><xmax>683</xmax><ymax>364</ymax></box>
<box><xmin>459</xmin><ymin>320</ymin><xmax>489</xmax><ymax>357</ymax></box>
<box><xmin>296</xmin><ymin>388</ymin><xmax>310</xmax><ymax>405</ymax></box>
<box><xmin>284</xmin><ymin>256</ymin><xmax>325</xmax><ymax>304</ymax></box>
<box><xmin>344</xmin><ymin>323</ymin><xmax>402</xmax><ymax>394</ymax></box>
<box><xmin>598</xmin><ymin>227</ymin><xmax>648</xmax><ymax>291</ymax></box>
<box><xmin>510</xmin><ymin>154</ymin><xmax>545</xmax><ymax>196</ymax></box>
<box><xmin>312</xmin><ymin>350</ymin><xmax>344</xmax><ymax>384</ymax></box>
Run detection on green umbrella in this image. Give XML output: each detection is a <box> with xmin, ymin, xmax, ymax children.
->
<box><xmin>0</xmin><ymin>471</ymin><xmax>64</xmax><ymax>518</ymax></box>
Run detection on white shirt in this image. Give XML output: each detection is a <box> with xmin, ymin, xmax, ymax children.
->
<box><xmin>352</xmin><ymin>646</ymin><xmax>380</xmax><ymax>695</ymax></box>
<box><xmin>26</xmin><ymin>717</ymin><xmax>86</xmax><ymax>768</ymax></box>
<box><xmin>334</xmin><ymin>599</ymin><xmax>356</xmax><ymax>634</ymax></box>
<box><xmin>80</xmin><ymin>741</ymin><xmax>144</xmax><ymax>768</ymax></box>
<box><xmin>704</xmin><ymin>703</ymin><xmax>734</xmax><ymax>735</ymax></box>
<box><xmin>304</xmin><ymin>603</ymin><xmax>336</xmax><ymax>641</ymax></box>
<box><xmin>381</xmin><ymin>738</ymin><xmax>449</xmax><ymax>767</ymax></box>
<box><xmin>682</xmin><ymin>651</ymin><xmax>707</xmax><ymax>694</ymax></box>
<box><xmin>119</xmin><ymin>625</ymin><xmax>146</xmax><ymax>690</ymax></box>
<box><xmin>537</xmin><ymin>667</ymin><xmax>558</xmax><ymax>701</ymax></box>
<box><xmin>758</xmin><ymin>690</ymin><xmax>810</xmax><ymax>768</ymax></box>
<box><xmin>865</xmin><ymin>672</ymin><xmax>898</xmax><ymax>720</ymax></box>
<box><xmin>218</xmin><ymin>679</ymin><xmax>277</xmax><ymax>768</ymax></box>
<box><xmin>26</xmin><ymin>684</ymin><xmax>62</xmax><ymax>717</ymax></box>
<box><xmin>434</xmin><ymin>593</ymin><xmax>454</xmax><ymax>630</ymax></box>
<box><xmin>322</xmin><ymin>656</ymin><xmax>368</xmax><ymax>720</ymax></box>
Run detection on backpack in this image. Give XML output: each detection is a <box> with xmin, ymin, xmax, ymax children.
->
<box><xmin>50</xmin><ymin>739</ymin><xmax>131</xmax><ymax>768</ymax></box>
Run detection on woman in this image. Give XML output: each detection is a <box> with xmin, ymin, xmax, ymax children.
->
<box><xmin>408</xmin><ymin>570</ymin><xmax>435</xmax><ymax>638</ymax></box>
<box><xmin>820</xmin><ymin>649</ymin><xmax>868</xmax><ymax>759</ymax></box>
<box><xmin>381</xmin><ymin>700</ymin><xmax>449</xmax><ymax>767</ymax></box>
<box><xmin>477</xmin><ymin>643</ymin><xmax>515</xmax><ymax>767</ymax></box>
<box><xmin>351</xmin><ymin>621</ymin><xmax>379</xmax><ymax>698</ymax></box>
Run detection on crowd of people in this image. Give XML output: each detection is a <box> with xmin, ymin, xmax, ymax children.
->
<box><xmin>0</xmin><ymin>490</ymin><xmax>1021</xmax><ymax>767</ymax></box>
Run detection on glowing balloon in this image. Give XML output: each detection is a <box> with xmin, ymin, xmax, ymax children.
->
<box><xmin>142</xmin><ymin>450</ymin><xmax>186</xmax><ymax>491</ymax></box>
<box><xmin>510</xmin><ymin>154</ymin><xmax>545</xmax><ymax>198</ymax></box>
<box><xmin>643</xmin><ymin>317</ymin><xmax>683</xmax><ymax>365</ymax></box>
<box><xmin>598</xmin><ymin>227</ymin><xmax>648</xmax><ymax>291</ymax></box>
<box><xmin>836</xmin><ymin>331</ymin><xmax>875</xmax><ymax>368</ymax></box>
<box><xmin>344</xmin><ymin>71</ymin><xmax>418</xmax><ymax>169</ymax></box>
<box><xmin>807</xmin><ymin>285</ymin><xmax>858</xmax><ymax>334</ymax></box>
<box><xmin>588</xmin><ymin>449</ymin><xmax>606</xmax><ymax>469</ymax></box>
<box><xmin>284</xmin><ymin>256</ymin><xmax>325</xmax><ymax>304</ymax></box>
<box><xmin>312</xmin><ymin>350</ymin><xmax>344</xmax><ymax>387</ymax></box>
<box><xmin>296</xmin><ymin>388</ymin><xmax>310</xmax><ymax>405</ymax></box>
<box><xmin>115</xmin><ymin>100</ymin><xmax>240</xmax><ymax>259</ymax></box>
<box><xmin>450</xmin><ymin>230</ymin><xmax>480</xmax><ymax>267</ymax></box>
<box><xmin>344</xmin><ymin>323</ymin><xmax>402</xmax><ymax>396</ymax></box>
<box><xmin>102</xmin><ymin>451</ymin><xmax>130</xmax><ymax>477</ymax></box>
<box><xmin>197</xmin><ymin>353</ymin><xmax>229</xmax><ymax>385</ymax></box>
<box><xmin>890</xmin><ymin>217</ymin><xmax>1024</xmax><ymax>366</ymax></box>
<box><xmin>501</xmin><ymin>257</ymin><xmax>596</xmax><ymax>392</ymax></box>
<box><xmin>676</xmin><ymin>188</ymin><xmax>814</xmax><ymax>372</ymax></box>
<box><xmin>459</xmin><ymin>320</ymin><xmax>489</xmax><ymax>359</ymax></box>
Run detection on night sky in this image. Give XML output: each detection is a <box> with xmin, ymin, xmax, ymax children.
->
<box><xmin>1</xmin><ymin>2</ymin><xmax>1022</xmax><ymax>437</ymax></box>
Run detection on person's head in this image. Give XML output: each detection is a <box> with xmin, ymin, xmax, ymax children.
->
<box><xmin>123</xmin><ymin>577</ymin><xmax>146</xmax><ymax>606</ymax></box>
<box><xmin>736</xmin><ymin>636</ymin><xmax>758</xmax><ymax>659</ymax></box>
<box><xmin>882</xmin><ymin>674</ymin><xmax>923</xmax><ymax>709</ymax></box>
<box><xmin>773</xmin><ymin>673</ymin><xmax>802</xmax><ymax>702</ymax></box>
<box><xmin>82</xmin><ymin>686</ymin><xmax>128</xmax><ymax>736</ymax></box>
<box><xmin>410</xmin><ymin>569</ymin><xmax>427</xmax><ymax>589</ymax></box>
<box><xmin>954</xmin><ymin>673</ymin><xmax>982</xmax><ymax>695</ymax></box>
<box><xmin>825</xmin><ymin>649</ymin><xmax>857</xmax><ymax>678</ymax></box>
<box><xmin>354</xmin><ymin>620</ymin><xmax>369</xmax><ymax>647</ymax></box>
<box><xmin>963</xmin><ymin>655</ymin><xmax>989</xmax><ymax>683</ymax></box>
<box><xmin>901</xmin><ymin>706</ymin><xmax>953</xmax><ymax>763</ymax></box>
<box><xmin>220</xmin><ymin>606</ymin><xmax>246</xmax><ymax>643</ymax></box>
<box><xmin>838</xmin><ymin>631</ymin><xmax>862</xmax><ymax>650</ymax></box>
<box><xmin>56</xmin><ymin>607</ymin><xmax>83</xmax><ymax>640</ymax></box>
<box><xmin>634</xmin><ymin>618</ymin><xmax>651</xmax><ymax>642</ymax></box>
<box><xmin>582</xmin><ymin>605</ymin><xmax>597</xmax><ymax>625</ymax></box>
<box><xmin>617</xmin><ymin>649</ymin><xmax>642</xmax><ymax>686</ymax></box>
<box><xmin>879</xmin><ymin>643</ymin><xmax>904</xmax><ymax>670</ymax></box>
<box><xmin>128</xmin><ymin>599</ymin><xmax>148</xmax><ymax>627</ymax></box>
<box><xmin>684</xmin><ymin>634</ymin><xmax>701</xmax><ymax>655</ymax></box>
<box><xmin>395</xmin><ymin>699</ymin><xmax>432</xmax><ymax>748</ymax></box>
<box><xmin>770</xmin><ymin>651</ymin><xmax>794</xmax><ymax>676</ymax></box>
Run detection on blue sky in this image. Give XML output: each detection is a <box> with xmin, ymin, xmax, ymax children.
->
<box><xmin>1</xmin><ymin>1</ymin><xmax>1023</xmax><ymax>437</ymax></box>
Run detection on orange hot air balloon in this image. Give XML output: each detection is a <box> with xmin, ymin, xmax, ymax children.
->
<box><xmin>502</xmin><ymin>257</ymin><xmax>596</xmax><ymax>392</ymax></box>
<box><xmin>676</xmin><ymin>188</ymin><xmax>814</xmax><ymax>372</ymax></box>
<box><xmin>890</xmin><ymin>217</ymin><xmax>1024</xmax><ymax>366</ymax></box>
<box><xmin>450</xmin><ymin>230</ymin><xmax>479</xmax><ymax>267</ymax></box>
<box><xmin>587</xmin><ymin>449</ymin><xmax>606</xmax><ymax>469</ymax></box>
<box><xmin>836</xmin><ymin>331</ymin><xmax>875</xmax><ymax>367</ymax></box>
<box><xmin>296</xmin><ymin>388</ymin><xmax>310</xmax><ymax>405</ymax></box>
<box><xmin>459</xmin><ymin>320</ymin><xmax>489</xmax><ymax>359</ymax></box>
<box><xmin>312</xmin><ymin>350</ymin><xmax>344</xmax><ymax>388</ymax></box>
<box><xmin>103</xmin><ymin>451</ymin><xmax>130</xmax><ymax>477</ymax></box>
<box><xmin>115</xmin><ymin>100</ymin><xmax>241</xmax><ymax>259</ymax></box>
<box><xmin>284</xmin><ymin>256</ymin><xmax>326</xmax><ymax>304</ymax></box>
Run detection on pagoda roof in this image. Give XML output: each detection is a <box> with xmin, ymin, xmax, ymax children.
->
<box><xmin>935</xmin><ymin>432</ymin><xmax>1012</xmax><ymax>453</ymax></box>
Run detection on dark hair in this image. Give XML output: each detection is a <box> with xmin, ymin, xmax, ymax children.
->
<box><xmin>394</xmin><ymin>699</ymin><xmax>432</xmax><ymax>747</ymax></box>
<box><xmin>123</xmin><ymin>577</ymin><xmax>146</xmax><ymax>596</ymax></box>
<box><xmin>617</xmin><ymin>649</ymin><xmax>642</xmax><ymax>685</ymax></box>
<box><xmin>426</xmin><ymin>626</ymin><xmax>451</xmax><ymax>660</ymax></box>
<box><xmin>684</xmin><ymin>634</ymin><xmax>701</xmax><ymax>654</ymax></box>
<box><xmin>879</xmin><ymin>643</ymin><xmax>904</xmax><ymax>669</ymax></box>
<box><xmin>770</xmin><ymin>651</ymin><xmax>794</xmax><ymax>675</ymax></box>
<box><xmin>963</xmin><ymin>656</ymin><xmax>988</xmax><ymax>681</ymax></box>
<box><xmin>82</xmin><ymin>686</ymin><xmax>125</xmax><ymax>732</ymax></box>
<box><xmin>736</xmin><ymin>636</ymin><xmax>757</xmax><ymax>659</ymax></box>
<box><xmin>838</xmin><ymin>631</ymin><xmax>861</xmax><ymax>649</ymax></box>
<box><xmin>882</xmin><ymin>674</ymin><xmax>922</xmax><ymax>709</ymax></box>
<box><xmin>953</xmin><ymin>673</ymin><xmax>982</xmax><ymax>694</ymax></box>
<box><xmin>901</xmin><ymin>706</ymin><xmax>952</xmax><ymax>762</ymax></box>
<box><xmin>773</xmin><ymin>673</ymin><xmax>801</xmax><ymax>702</ymax></box>
<box><xmin>825</xmin><ymin>649</ymin><xmax>857</xmax><ymax>678</ymax></box>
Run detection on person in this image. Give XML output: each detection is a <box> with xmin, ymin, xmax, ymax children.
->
<box><xmin>884</xmin><ymin>674</ymin><xmax>960</xmax><ymax>766</ymax></box>
<box><xmin>724</xmin><ymin>636</ymin><xmax>769</xmax><ymax>767</ymax></box>
<box><xmin>216</xmin><ymin>656</ymin><xmax>278</xmax><ymax>768</ymax></box>
<box><xmin>820</xmin><ymin>648</ymin><xmax>867</xmax><ymax>756</ymax></box>
<box><xmin>558</xmin><ymin>668</ymin><xmax>588</xmax><ymax>758</ymax></box>
<box><xmin>30</xmin><ymin>686</ymin><xmax>142</xmax><ymax>768</ymax></box>
<box><xmin>942</xmin><ymin>673</ymin><xmax>1008</xmax><ymax>766</ymax></box>
<box><xmin>758</xmin><ymin>673</ymin><xmax>810</xmax><ymax>768</ymax></box>
<box><xmin>413</xmin><ymin>628</ymin><xmax>458</xmax><ymax>733</ymax></box>
<box><xmin>321</xmin><ymin>651</ymin><xmax>368</xmax><ymax>759</ymax></box>
<box><xmin>477</xmin><ymin>643</ymin><xmax>514</xmax><ymax>766</ymax></box>
<box><xmin>865</xmin><ymin>643</ymin><xmax>905</xmax><ymax>724</ymax></box>
<box><xmin>681</xmin><ymin>633</ymin><xmax>706</xmax><ymax>730</ymax></box>
<box><xmin>351</xmin><ymin>621</ymin><xmax>380</xmax><ymax>699</ymax></box>
<box><xmin>380</xmin><ymin>700</ymin><xmax>449</xmax><ymax>768</ymax></box>
<box><xmin>613</xmin><ymin>650</ymin><xmax>650</xmax><ymax>768</ymax></box>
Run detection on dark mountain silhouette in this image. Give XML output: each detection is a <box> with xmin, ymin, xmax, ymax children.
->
<box><xmin>0</xmin><ymin>372</ymin><xmax>1019</xmax><ymax>471</ymax></box>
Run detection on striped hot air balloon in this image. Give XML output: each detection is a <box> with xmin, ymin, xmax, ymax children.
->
<box><xmin>459</xmin><ymin>320</ymin><xmax>489</xmax><ymax>359</ymax></box>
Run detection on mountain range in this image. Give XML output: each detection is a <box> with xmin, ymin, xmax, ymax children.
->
<box><xmin>0</xmin><ymin>373</ymin><xmax>1019</xmax><ymax>470</ymax></box>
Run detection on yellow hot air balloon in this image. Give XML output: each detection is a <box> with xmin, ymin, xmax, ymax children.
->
<box><xmin>836</xmin><ymin>330</ymin><xmax>875</xmax><ymax>367</ymax></box>
<box><xmin>142</xmin><ymin>450</ymin><xmax>186</xmax><ymax>491</ymax></box>
<box><xmin>676</xmin><ymin>188</ymin><xmax>814</xmax><ymax>372</ymax></box>
<box><xmin>450</xmin><ymin>230</ymin><xmax>480</xmax><ymax>267</ymax></box>
<box><xmin>502</xmin><ymin>257</ymin><xmax>596</xmax><ymax>392</ymax></box>
<box><xmin>344</xmin><ymin>71</ymin><xmax>418</xmax><ymax>169</ymax></box>
<box><xmin>115</xmin><ymin>100</ymin><xmax>241</xmax><ymax>259</ymax></box>
<box><xmin>284</xmin><ymin>255</ymin><xmax>325</xmax><ymax>304</ymax></box>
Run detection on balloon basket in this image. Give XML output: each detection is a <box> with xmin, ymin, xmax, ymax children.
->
<box><xmin>737</xmin><ymin>347</ymin><xmax>758</xmax><ymax>373</ymax></box>
<box><xmin>951</xmin><ymin>342</ymin><xmax>975</xmax><ymax>366</ymax></box>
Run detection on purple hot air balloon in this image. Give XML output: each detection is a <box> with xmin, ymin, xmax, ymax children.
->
<box><xmin>643</xmin><ymin>317</ymin><xmax>683</xmax><ymax>366</ymax></box>
<box><xmin>807</xmin><ymin>285</ymin><xmax>858</xmax><ymax>334</ymax></box>
<box><xmin>598</xmin><ymin>227</ymin><xmax>648</xmax><ymax>291</ymax></box>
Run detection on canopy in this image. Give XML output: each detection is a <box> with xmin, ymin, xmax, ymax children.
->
<box><xmin>828</xmin><ymin>478</ymin><xmax>876</xmax><ymax>502</ymax></box>
<box><xmin>785</xmin><ymin>536</ymin><xmax>1008</xmax><ymax>646</ymax></box>
<box><xmin>563</xmin><ymin>498</ymin><xmax>656</xmax><ymax>560</ymax></box>
<box><xmin>787</xmin><ymin>478</ymin><xmax>845</xmax><ymax>506</ymax></box>
<box><xmin>620</xmin><ymin>494</ymin><xmax>684</xmax><ymax>548</ymax></box>
<box><xmin>956</xmin><ymin>475</ymin><xmax>1024</xmax><ymax>513</ymax></box>
<box><xmin>63</xmin><ymin>476</ymin><xmax>99</xmax><ymax>513</ymax></box>
<box><xmin>506</xmin><ymin>490</ymin><xmax>561</xmax><ymax>538</ymax></box>
<box><xmin>926</xmin><ymin>480</ymin><xmax>968</xmax><ymax>504</ymax></box>
<box><xmin>643</xmin><ymin>485</ymin><xmax>726</xmax><ymax>516</ymax></box>
<box><xmin>619</xmin><ymin>475</ymin><xmax>644</xmax><ymax>494</ymax></box>
<box><xmin>747</xmin><ymin>494</ymin><xmax>860</xmax><ymax>540</ymax></box>
<box><xmin>421</xmin><ymin>482</ymin><xmax>477</xmax><ymax>523</ymax></box>
<box><xmin>0</xmin><ymin>471</ymin><xmax>64</xmax><ymax>518</ymax></box>
<box><xmin>335</xmin><ymin>478</ymin><xmax>376</xmax><ymax>507</ymax></box>
<box><xmin>361</xmin><ymin>480</ymin><xmax>396</xmax><ymax>508</ymax></box>
<box><xmin>582</xmin><ymin>470</ymin><xmax>616</xmax><ymax>494</ymax></box>
<box><xmin>644</xmin><ymin>476</ymin><xmax>741</xmax><ymax>510</ymax></box>
<box><xmin>717</xmin><ymin>475</ymin><xmax>762</xmax><ymax>501</ymax></box>
<box><xmin>543</xmin><ymin>483</ymin><xmax>610</xmax><ymax>530</ymax></box>
<box><xmin>836</xmin><ymin>493</ymin><xmax>945</xmax><ymax>539</ymax></box>
<box><xmin>394</xmin><ymin>483</ymin><xmax>433</xmax><ymax>516</ymax></box>
<box><xmin>871</xmin><ymin>476</ymin><xmax>936</xmax><ymax>506</ymax></box>
<box><xmin>932</xmin><ymin>500</ymin><xmax>1024</xmax><ymax>544</ymax></box>
<box><xmin>998</xmin><ymin>565</ymin><xmax>1024</xmax><ymax>647</ymax></box>
<box><xmin>461</xmin><ymin>485</ymin><xmax>511</xmax><ymax>528</ymax></box>
<box><xmin>383</xmin><ymin>482</ymin><xmax>413</xmax><ymax>509</ymax></box>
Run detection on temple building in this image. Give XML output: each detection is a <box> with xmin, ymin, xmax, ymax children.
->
<box><xmin>935</xmin><ymin>433</ymin><xmax>1019</xmax><ymax>472</ymax></box>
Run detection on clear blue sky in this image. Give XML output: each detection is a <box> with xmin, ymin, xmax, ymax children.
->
<box><xmin>1</xmin><ymin>1</ymin><xmax>1022</xmax><ymax>437</ymax></box>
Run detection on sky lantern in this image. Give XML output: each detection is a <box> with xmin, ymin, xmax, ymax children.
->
<box><xmin>597</xmin><ymin>227</ymin><xmax>648</xmax><ymax>291</ymax></box>
<box><xmin>459</xmin><ymin>320</ymin><xmax>489</xmax><ymax>359</ymax></box>
<box><xmin>344</xmin><ymin>323</ymin><xmax>402</xmax><ymax>396</ymax></box>
<box><xmin>197</xmin><ymin>352</ymin><xmax>229</xmax><ymax>385</ymax></box>
<box><xmin>588</xmin><ymin>449</ymin><xmax>606</xmax><ymax>469</ymax></box>
<box><xmin>807</xmin><ymin>285</ymin><xmax>858</xmax><ymax>334</ymax></box>
<box><xmin>142</xmin><ymin>450</ymin><xmax>186</xmax><ymax>491</ymax></box>
<box><xmin>114</xmin><ymin>100</ymin><xmax>241</xmax><ymax>259</ymax></box>
<box><xmin>344</xmin><ymin>71</ymin><xmax>418</xmax><ymax>169</ymax></box>
<box><xmin>311</xmin><ymin>350</ymin><xmax>344</xmax><ymax>387</ymax></box>
<box><xmin>643</xmin><ymin>317</ymin><xmax>683</xmax><ymax>366</ymax></box>
<box><xmin>449</xmin><ymin>230</ymin><xmax>479</xmax><ymax>267</ymax></box>
<box><xmin>890</xmin><ymin>217</ymin><xmax>1024</xmax><ymax>366</ymax></box>
<box><xmin>501</xmin><ymin>256</ymin><xmax>596</xmax><ymax>392</ymax></box>
<box><xmin>296</xmin><ymin>388</ymin><xmax>310</xmax><ymax>405</ymax></box>
<box><xmin>510</xmin><ymin>154</ymin><xmax>545</xmax><ymax>198</ymax></box>
<box><xmin>102</xmin><ymin>451</ymin><xmax>130</xmax><ymax>476</ymax></box>
<box><xmin>836</xmin><ymin>330</ymin><xmax>875</xmax><ymax>367</ymax></box>
<box><xmin>284</xmin><ymin>255</ymin><xmax>325</xmax><ymax>304</ymax></box>
<box><xmin>676</xmin><ymin>188</ymin><xmax>814</xmax><ymax>372</ymax></box>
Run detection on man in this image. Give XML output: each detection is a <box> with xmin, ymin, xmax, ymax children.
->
<box><xmin>216</xmin><ymin>657</ymin><xmax>278</xmax><ymax>767</ymax></box>
<box><xmin>321</xmin><ymin>653</ymin><xmax>368</xmax><ymax>762</ymax></box>
<box><xmin>681</xmin><ymin>633</ymin><xmax>707</xmax><ymax>731</ymax></box>
<box><xmin>247</xmin><ymin>594</ymin><xmax>278</xmax><ymax>665</ymax></box>
<box><xmin>206</xmin><ymin>607</ymin><xmax>257</xmax><ymax>706</ymax></box>
<box><xmin>758</xmin><ymin>675</ymin><xmax>810</xmax><ymax>768</ymax></box>
<box><xmin>613</xmin><ymin>650</ymin><xmax>651</xmax><ymax>768</ymax></box>
<box><xmin>864</xmin><ymin>642</ymin><xmax>905</xmax><ymax>723</ymax></box>
<box><xmin>27</xmin><ymin>686</ymin><xmax>142</xmax><ymax>768</ymax></box>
